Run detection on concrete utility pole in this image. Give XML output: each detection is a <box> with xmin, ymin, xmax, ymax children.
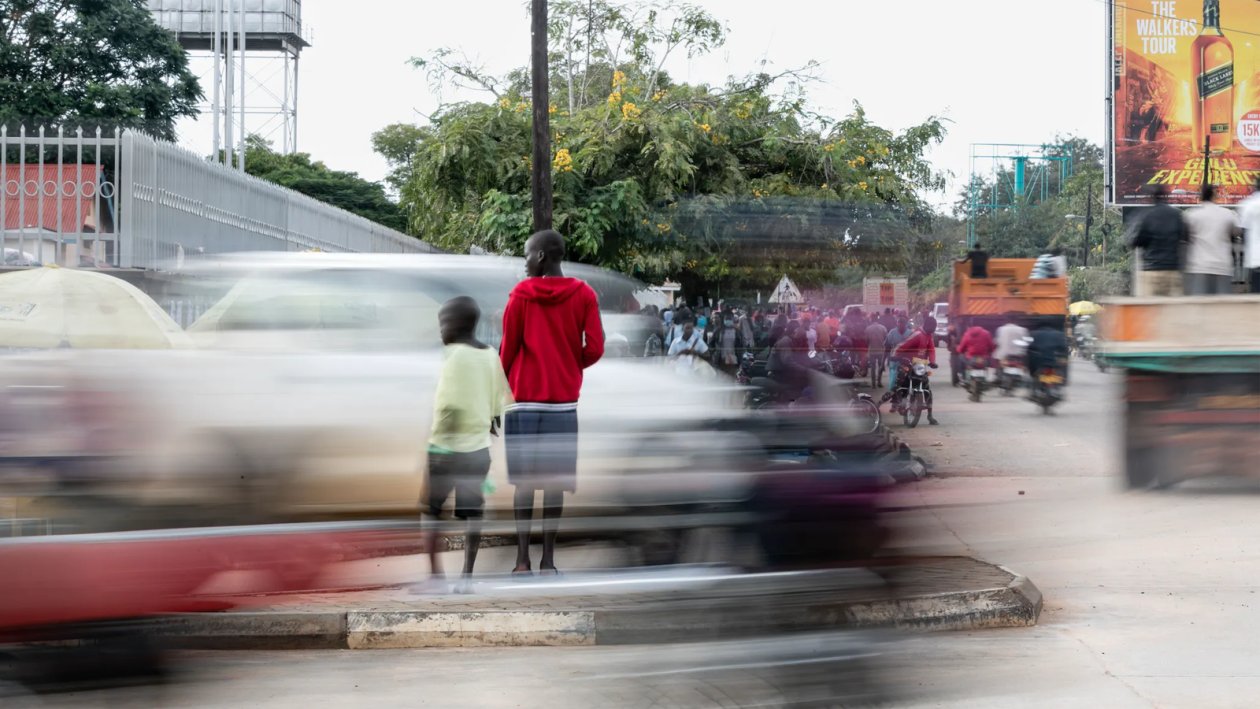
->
<box><xmin>1084</xmin><ymin>182</ymin><xmax>1093</xmax><ymax>268</ymax></box>
<box><xmin>530</xmin><ymin>0</ymin><xmax>553</xmax><ymax>231</ymax></box>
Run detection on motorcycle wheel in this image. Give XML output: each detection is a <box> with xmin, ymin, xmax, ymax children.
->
<box><xmin>849</xmin><ymin>398</ymin><xmax>881</xmax><ymax>435</ymax></box>
<box><xmin>907</xmin><ymin>392</ymin><xmax>924</xmax><ymax>428</ymax></box>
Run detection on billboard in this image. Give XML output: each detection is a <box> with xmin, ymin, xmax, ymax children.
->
<box><xmin>1111</xmin><ymin>0</ymin><xmax>1260</xmax><ymax>205</ymax></box>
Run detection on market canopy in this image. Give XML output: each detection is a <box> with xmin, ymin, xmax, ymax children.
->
<box><xmin>768</xmin><ymin>275</ymin><xmax>803</xmax><ymax>304</ymax></box>
<box><xmin>1070</xmin><ymin>301</ymin><xmax>1103</xmax><ymax>317</ymax></box>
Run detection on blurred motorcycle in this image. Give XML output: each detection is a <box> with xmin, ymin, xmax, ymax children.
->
<box><xmin>964</xmin><ymin>356</ymin><xmax>989</xmax><ymax>403</ymax></box>
<box><xmin>1030</xmin><ymin>364</ymin><xmax>1067</xmax><ymax>414</ymax></box>
<box><xmin>998</xmin><ymin>352</ymin><xmax>1028</xmax><ymax>396</ymax></box>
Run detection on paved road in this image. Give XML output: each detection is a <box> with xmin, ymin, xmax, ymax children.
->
<box><xmin>888</xmin><ymin>354</ymin><xmax>1260</xmax><ymax>707</ymax></box>
<box><xmin>889</xmin><ymin>349</ymin><xmax>1123</xmax><ymax>478</ymax></box>
<box><xmin>28</xmin><ymin>355</ymin><xmax>1260</xmax><ymax>708</ymax></box>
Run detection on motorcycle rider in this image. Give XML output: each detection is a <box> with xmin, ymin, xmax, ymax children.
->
<box><xmin>957</xmin><ymin>324</ymin><xmax>996</xmax><ymax>391</ymax></box>
<box><xmin>882</xmin><ymin>316</ymin><xmax>940</xmax><ymax>425</ymax></box>
<box><xmin>1027</xmin><ymin>320</ymin><xmax>1070</xmax><ymax>390</ymax></box>
<box><xmin>767</xmin><ymin>322</ymin><xmax>807</xmax><ymax>402</ymax></box>
<box><xmin>994</xmin><ymin>316</ymin><xmax>1030</xmax><ymax>363</ymax></box>
<box><xmin>1074</xmin><ymin>315</ymin><xmax>1098</xmax><ymax>353</ymax></box>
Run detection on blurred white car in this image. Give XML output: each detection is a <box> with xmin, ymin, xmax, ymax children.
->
<box><xmin>0</xmin><ymin>254</ymin><xmax>759</xmax><ymax>525</ymax></box>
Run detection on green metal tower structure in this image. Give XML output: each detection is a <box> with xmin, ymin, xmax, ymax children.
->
<box><xmin>967</xmin><ymin>143</ymin><xmax>1075</xmax><ymax>247</ymax></box>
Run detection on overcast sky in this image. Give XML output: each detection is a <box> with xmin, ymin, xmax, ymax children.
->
<box><xmin>176</xmin><ymin>0</ymin><xmax>1110</xmax><ymax>210</ymax></box>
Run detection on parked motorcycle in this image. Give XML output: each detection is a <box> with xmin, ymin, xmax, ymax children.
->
<box><xmin>806</xmin><ymin>352</ymin><xmax>881</xmax><ymax>435</ymax></box>
<box><xmin>738</xmin><ymin>353</ymin><xmax>881</xmax><ymax>434</ymax></box>
<box><xmin>891</xmin><ymin>358</ymin><xmax>933</xmax><ymax>428</ymax></box>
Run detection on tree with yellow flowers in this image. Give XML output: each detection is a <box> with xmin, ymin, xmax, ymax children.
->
<box><xmin>378</xmin><ymin>1</ymin><xmax>947</xmax><ymax>291</ymax></box>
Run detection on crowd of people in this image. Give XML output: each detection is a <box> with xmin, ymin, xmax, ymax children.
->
<box><xmin>643</xmin><ymin>304</ymin><xmax>909</xmax><ymax>369</ymax></box>
<box><xmin>1129</xmin><ymin>182</ymin><xmax>1260</xmax><ymax>295</ymax></box>
<box><xmin>641</xmin><ymin>302</ymin><xmax>941</xmax><ymax>419</ymax></box>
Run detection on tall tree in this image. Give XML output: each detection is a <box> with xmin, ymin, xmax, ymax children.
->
<box><xmin>380</xmin><ymin>1</ymin><xmax>946</xmax><ymax>291</ymax></box>
<box><xmin>0</xmin><ymin>0</ymin><xmax>201</xmax><ymax>140</ymax></box>
<box><xmin>243</xmin><ymin>138</ymin><xmax>408</xmax><ymax>232</ymax></box>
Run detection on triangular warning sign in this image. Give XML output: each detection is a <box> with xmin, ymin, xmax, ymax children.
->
<box><xmin>768</xmin><ymin>275</ymin><xmax>803</xmax><ymax>304</ymax></box>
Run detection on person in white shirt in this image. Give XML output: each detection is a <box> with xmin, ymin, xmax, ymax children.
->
<box><xmin>994</xmin><ymin>317</ymin><xmax>1030</xmax><ymax>362</ymax></box>
<box><xmin>1183</xmin><ymin>184</ymin><xmax>1241</xmax><ymax>295</ymax></box>
<box><xmin>1031</xmin><ymin>247</ymin><xmax>1068</xmax><ymax>279</ymax></box>
<box><xmin>667</xmin><ymin>321</ymin><xmax>708</xmax><ymax>374</ymax></box>
<box><xmin>1239</xmin><ymin>177</ymin><xmax>1260</xmax><ymax>293</ymax></box>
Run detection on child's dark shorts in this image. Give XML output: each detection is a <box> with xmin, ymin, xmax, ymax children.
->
<box><xmin>425</xmin><ymin>448</ymin><xmax>491</xmax><ymax>520</ymax></box>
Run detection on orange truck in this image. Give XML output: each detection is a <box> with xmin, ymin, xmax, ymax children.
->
<box><xmin>949</xmin><ymin>258</ymin><xmax>1069</xmax><ymax>334</ymax></box>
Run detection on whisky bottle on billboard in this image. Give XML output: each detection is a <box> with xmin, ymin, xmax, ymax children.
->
<box><xmin>1192</xmin><ymin>0</ymin><xmax>1234</xmax><ymax>151</ymax></box>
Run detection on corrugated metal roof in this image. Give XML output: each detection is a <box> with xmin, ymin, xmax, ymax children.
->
<box><xmin>2</xmin><ymin>164</ymin><xmax>99</xmax><ymax>232</ymax></box>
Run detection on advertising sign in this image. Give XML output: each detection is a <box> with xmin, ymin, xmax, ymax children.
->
<box><xmin>1111</xmin><ymin>0</ymin><xmax>1260</xmax><ymax>204</ymax></box>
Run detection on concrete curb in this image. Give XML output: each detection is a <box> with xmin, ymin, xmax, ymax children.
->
<box><xmin>159</xmin><ymin>562</ymin><xmax>1042</xmax><ymax>650</ymax></box>
<box><xmin>878</xmin><ymin>426</ymin><xmax>926</xmax><ymax>481</ymax></box>
<box><xmin>840</xmin><ymin>567</ymin><xmax>1042</xmax><ymax>631</ymax></box>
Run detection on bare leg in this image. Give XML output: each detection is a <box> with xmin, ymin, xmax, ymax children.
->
<box><xmin>422</xmin><ymin>514</ymin><xmax>443</xmax><ymax>578</ymax></box>
<box><xmin>539</xmin><ymin>488</ymin><xmax>564</xmax><ymax>573</ymax></box>
<box><xmin>513</xmin><ymin>487</ymin><xmax>534</xmax><ymax>573</ymax></box>
<box><xmin>462</xmin><ymin>518</ymin><xmax>482</xmax><ymax>577</ymax></box>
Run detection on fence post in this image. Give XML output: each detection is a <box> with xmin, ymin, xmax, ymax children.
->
<box><xmin>118</xmin><ymin>130</ymin><xmax>132</xmax><ymax>268</ymax></box>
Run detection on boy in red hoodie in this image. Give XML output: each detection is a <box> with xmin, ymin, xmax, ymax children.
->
<box><xmin>500</xmin><ymin>229</ymin><xmax>604</xmax><ymax>576</ymax></box>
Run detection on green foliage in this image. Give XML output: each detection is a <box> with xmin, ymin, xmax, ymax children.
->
<box><xmin>377</xmin><ymin>0</ymin><xmax>947</xmax><ymax>291</ymax></box>
<box><xmin>944</xmin><ymin>135</ymin><xmax>1128</xmax><ymax>276</ymax></box>
<box><xmin>0</xmin><ymin>0</ymin><xmax>201</xmax><ymax>140</ymax></box>
<box><xmin>243</xmin><ymin>137</ymin><xmax>408</xmax><ymax>232</ymax></box>
<box><xmin>1070</xmin><ymin>266</ymin><xmax>1130</xmax><ymax>302</ymax></box>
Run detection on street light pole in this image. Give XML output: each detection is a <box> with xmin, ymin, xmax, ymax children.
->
<box><xmin>1084</xmin><ymin>182</ymin><xmax>1093</xmax><ymax>268</ymax></box>
<box><xmin>530</xmin><ymin>0</ymin><xmax>553</xmax><ymax>231</ymax></box>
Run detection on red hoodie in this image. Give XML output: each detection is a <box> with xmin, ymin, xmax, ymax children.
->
<box><xmin>500</xmin><ymin>277</ymin><xmax>605</xmax><ymax>405</ymax></box>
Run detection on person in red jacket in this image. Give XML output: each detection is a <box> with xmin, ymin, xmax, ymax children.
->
<box><xmin>883</xmin><ymin>316</ymin><xmax>940</xmax><ymax>425</ymax></box>
<box><xmin>957</xmin><ymin>325</ymin><xmax>996</xmax><ymax>362</ymax></box>
<box><xmin>500</xmin><ymin>229</ymin><xmax>605</xmax><ymax>576</ymax></box>
<box><xmin>957</xmin><ymin>324</ymin><xmax>996</xmax><ymax>398</ymax></box>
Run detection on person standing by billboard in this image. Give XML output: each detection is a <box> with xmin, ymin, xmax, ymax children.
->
<box><xmin>1184</xmin><ymin>184</ymin><xmax>1241</xmax><ymax>295</ymax></box>
<box><xmin>1129</xmin><ymin>186</ymin><xmax>1189</xmax><ymax>296</ymax></box>
<box><xmin>1239</xmin><ymin>177</ymin><xmax>1260</xmax><ymax>293</ymax></box>
<box><xmin>500</xmin><ymin>230</ymin><xmax>605</xmax><ymax>576</ymax></box>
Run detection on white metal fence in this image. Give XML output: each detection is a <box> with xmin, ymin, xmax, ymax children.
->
<box><xmin>0</xmin><ymin>125</ymin><xmax>433</xmax><ymax>270</ymax></box>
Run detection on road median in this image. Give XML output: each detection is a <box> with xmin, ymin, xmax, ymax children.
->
<box><xmin>159</xmin><ymin>556</ymin><xmax>1040</xmax><ymax>649</ymax></box>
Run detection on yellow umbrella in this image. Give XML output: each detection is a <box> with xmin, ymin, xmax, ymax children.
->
<box><xmin>1069</xmin><ymin>301</ymin><xmax>1102</xmax><ymax>317</ymax></box>
<box><xmin>0</xmin><ymin>267</ymin><xmax>190</xmax><ymax>349</ymax></box>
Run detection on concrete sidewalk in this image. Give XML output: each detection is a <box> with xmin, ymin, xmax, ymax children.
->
<box><xmin>161</xmin><ymin>554</ymin><xmax>1041</xmax><ymax>650</ymax></box>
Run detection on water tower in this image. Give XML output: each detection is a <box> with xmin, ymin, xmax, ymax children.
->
<box><xmin>148</xmin><ymin>0</ymin><xmax>309</xmax><ymax>168</ymax></box>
